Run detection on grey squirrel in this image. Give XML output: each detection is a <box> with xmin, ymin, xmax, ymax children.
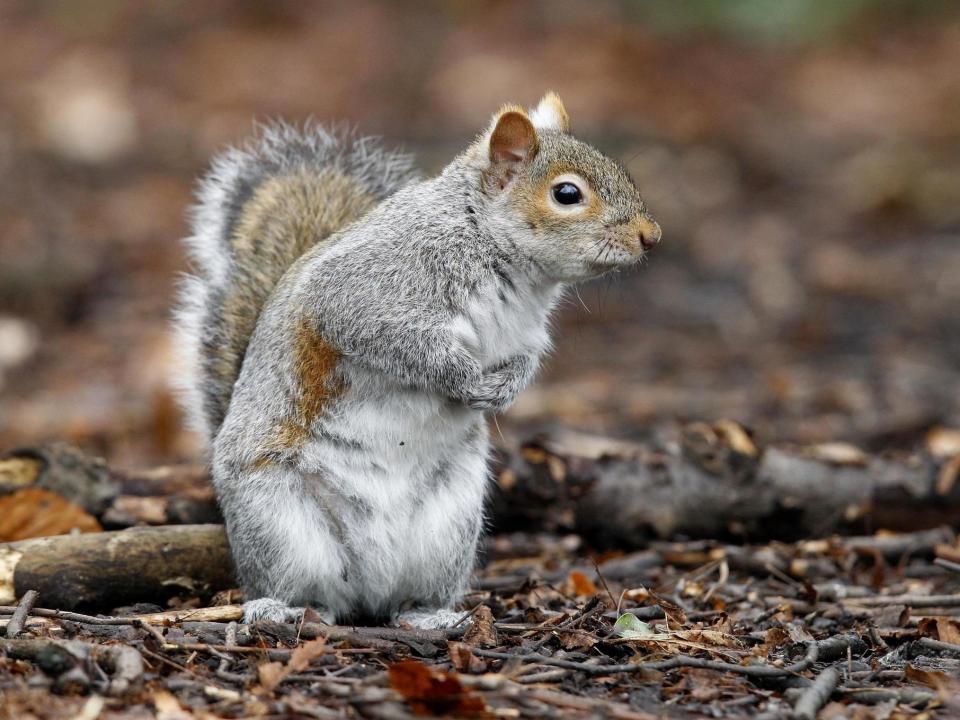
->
<box><xmin>174</xmin><ymin>93</ymin><xmax>660</xmax><ymax>627</ymax></box>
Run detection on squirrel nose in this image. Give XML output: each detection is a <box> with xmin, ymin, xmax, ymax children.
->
<box><xmin>637</xmin><ymin>216</ymin><xmax>661</xmax><ymax>250</ymax></box>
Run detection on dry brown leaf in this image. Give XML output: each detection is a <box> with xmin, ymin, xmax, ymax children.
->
<box><xmin>905</xmin><ymin>664</ymin><xmax>953</xmax><ymax>693</ymax></box>
<box><xmin>557</xmin><ymin>629</ymin><xmax>598</xmax><ymax>651</ymax></box>
<box><xmin>287</xmin><ymin>638</ymin><xmax>327</xmax><ymax>673</ymax></box>
<box><xmin>463</xmin><ymin>605</ymin><xmax>498</xmax><ymax>648</ymax></box>
<box><xmin>257</xmin><ymin>638</ymin><xmax>327</xmax><ymax>692</ymax></box>
<box><xmin>104</xmin><ymin>495</ymin><xmax>168</xmax><ymax>525</ymax></box>
<box><xmin>761</xmin><ymin>627</ymin><xmax>791</xmax><ymax>653</ymax></box>
<box><xmin>651</xmin><ymin>591</ymin><xmax>688</xmax><ymax>628</ymax></box>
<box><xmin>567</xmin><ymin>570</ymin><xmax>597</xmax><ymax>597</ymax></box>
<box><xmin>388</xmin><ymin>659</ymin><xmax>487</xmax><ymax>717</ymax></box>
<box><xmin>447</xmin><ymin>641</ymin><xmax>486</xmax><ymax>673</ymax></box>
<box><xmin>0</xmin><ymin>488</ymin><xmax>101</xmax><ymax>541</ymax></box>
<box><xmin>917</xmin><ymin>617</ymin><xmax>960</xmax><ymax>644</ymax></box>
<box><xmin>257</xmin><ymin>661</ymin><xmax>287</xmax><ymax>694</ymax></box>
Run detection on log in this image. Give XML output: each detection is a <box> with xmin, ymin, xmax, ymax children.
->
<box><xmin>0</xmin><ymin>524</ymin><xmax>233</xmax><ymax>609</ymax></box>
<box><xmin>489</xmin><ymin>429</ymin><xmax>960</xmax><ymax>547</ymax></box>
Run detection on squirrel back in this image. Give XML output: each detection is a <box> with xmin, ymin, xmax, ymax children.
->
<box><xmin>174</xmin><ymin>123</ymin><xmax>420</xmax><ymax>442</ymax></box>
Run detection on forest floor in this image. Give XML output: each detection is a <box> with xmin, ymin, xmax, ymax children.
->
<box><xmin>1</xmin><ymin>526</ymin><xmax>959</xmax><ymax>718</ymax></box>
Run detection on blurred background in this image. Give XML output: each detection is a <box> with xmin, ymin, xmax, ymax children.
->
<box><xmin>0</xmin><ymin>0</ymin><xmax>958</xmax><ymax>468</ymax></box>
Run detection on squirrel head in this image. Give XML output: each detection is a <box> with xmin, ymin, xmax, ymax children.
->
<box><xmin>468</xmin><ymin>93</ymin><xmax>660</xmax><ymax>282</ymax></box>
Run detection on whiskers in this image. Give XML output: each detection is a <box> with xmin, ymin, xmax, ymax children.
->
<box><xmin>586</xmin><ymin>234</ymin><xmax>614</xmax><ymax>267</ymax></box>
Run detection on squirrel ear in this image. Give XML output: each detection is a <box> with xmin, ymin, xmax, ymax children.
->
<box><xmin>529</xmin><ymin>92</ymin><xmax>570</xmax><ymax>133</ymax></box>
<box><xmin>487</xmin><ymin>108</ymin><xmax>538</xmax><ymax>191</ymax></box>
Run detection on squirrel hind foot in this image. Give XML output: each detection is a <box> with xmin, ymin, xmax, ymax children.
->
<box><xmin>396</xmin><ymin>607</ymin><xmax>468</xmax><ymax>630</ymax></box>
<box><xmin>242</xmin><ymin>598</ymin><xmax>306</xmax><ymax>624</ymax></box>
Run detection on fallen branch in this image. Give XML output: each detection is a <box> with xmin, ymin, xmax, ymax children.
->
<box><xmin>0</xmin><ymin>524</ymin><xmax>232</xmax><ymax>607</ymax></box>
<box><xmin>490</xmin><ymin>431</ymin><xmax>960</xmax><ymax>545</ymax></box>
<box><xmin>0</xmin><ymin>603</ymin><xmax>242</xmax><ymax>626</ymax></box>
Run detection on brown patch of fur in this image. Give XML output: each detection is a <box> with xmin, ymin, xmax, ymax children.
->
<box><xmin>207</xmin><ymin>168</ymin><xmax>375</xmax><ymax>435</ymax></box>
<box><xmin>293</xmin><ymin>317</ymin><xmax>346</xmax><ymax>426</ymax></box>
<box><xmin>251</xmin><ymin>319</ymin><xmax>347</xmax><ymax>468</ymax></box>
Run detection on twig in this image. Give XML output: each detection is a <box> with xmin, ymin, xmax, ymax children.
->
<box><xmin>0</xmin><ymin>605</ymin><xmax>240</xmax><ymax>626</ymax></box>
<box><xmin>916</xmin><ymin>636</ymin><xmax>960</xmax><ymax>658</ymax></box>
<box><xmin>793</xmin><ymin>665</ymin><xmax>841</xmax><ymax>720</ymax></box>
<box><xmin>934</xmin><ymin>557</ymin><xmax>960</xmax><ymax>574</ymax></box>
<box><xmin>131</xmin><ymin>619</ymin><xmax>167</xmax><ymax>646</ymax></box>
<box><xmin>214</xmin><ymin>621</ymin><xmax>249</xmax><ymax>684</ymax></box>
<box><xmin>529</xmin><ymin>598</ymin><xmax>603</xmax><ymax>652</ymax></box>
<box><xmin>524</xmin><ymin>688</ymin><xmax>656</xmax><ymax>720</ymax></box>
<box><xmin>471</xmin><ymin>637</ymin><xmax>824</xmax><ymax>679</ymax></box>
<box><xmin>846</xmin><ymin>593</ymin><xmax>960</xmax><ymax>608</ymax></box>
<box><xmin>5</xmin><ymin>590</ymin><xmax>39</xmax><ymax>639</ymax></box>
<box><xmin>515</xmin><ymin>668</ymin><xmax>570</xmax><ymax>684</ymax></box>
<box><xmin>839</xmin><ymin>687</ymin><xmax>936</xmax><ymax>707</ymax></box>
<box><xmin>591</xmin><ymin>557</ymin><xmax>617</xmax><ymax>609</ymax></box>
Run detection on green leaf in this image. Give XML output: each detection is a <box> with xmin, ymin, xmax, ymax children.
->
<box><xmin>614</xmin><ymin>613</ymin><xmax>656</xmax><ymax>639</ymax></box>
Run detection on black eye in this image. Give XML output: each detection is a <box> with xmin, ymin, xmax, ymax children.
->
<box><xmin>552</xmin><ymin>182</ymin><xmax>583</xmax><ymax>205</ymax></box>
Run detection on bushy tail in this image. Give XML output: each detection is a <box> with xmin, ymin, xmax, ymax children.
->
<box><xmin>173</xmin><ymin>122</ymin><xmax>419</xmax><ymax>444</ymax></box>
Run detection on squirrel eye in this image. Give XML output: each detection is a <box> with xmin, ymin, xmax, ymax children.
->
<box><xmin>552</xmin><ymin>182</ymin><xmax>583</xmax><ymax>205</ymax></box>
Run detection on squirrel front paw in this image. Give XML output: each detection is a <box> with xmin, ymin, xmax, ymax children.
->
<box><xmin>463</xmin><ymin>355</ymin><xmax>532</xmax><ymax>412</ymax></box>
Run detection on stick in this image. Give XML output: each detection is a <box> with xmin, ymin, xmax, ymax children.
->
<box><xmin>840</xmin><ymin>687</ymin><xmax>936</xmax><ymax>707</ymax></box>
<box><xmin>916</xmin><ymin>636</ymin><xmax>960</xmax><ymax>657</ymax></box>
<box><xmin>0</xmin><ymin>603</ymin><xmax>243</xmax><ymax>626</ymax></box>
<box><xmin>793</xmin><ymin>665</ymin><xmax>841</xmax><ymax>720</ymax></box>
<box><xmin>846</xmin><ymin>593</ymin><xmax>960</xmax><ymax>608</ymax></box>
<box><xmin>4</xmin><ymin>589</ymin><xmax>38</xmax><ymax>638</ymax></box>
<box><xmin>934</xmin><ymin>557</ymin><xmax>960</xmax><ymax>574</ymax></box>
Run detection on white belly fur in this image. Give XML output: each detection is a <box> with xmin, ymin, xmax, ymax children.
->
<box><xmin>286</xmin><ymin>376</ymin><xmax>489</xmax><ymax>619</ymax></box>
